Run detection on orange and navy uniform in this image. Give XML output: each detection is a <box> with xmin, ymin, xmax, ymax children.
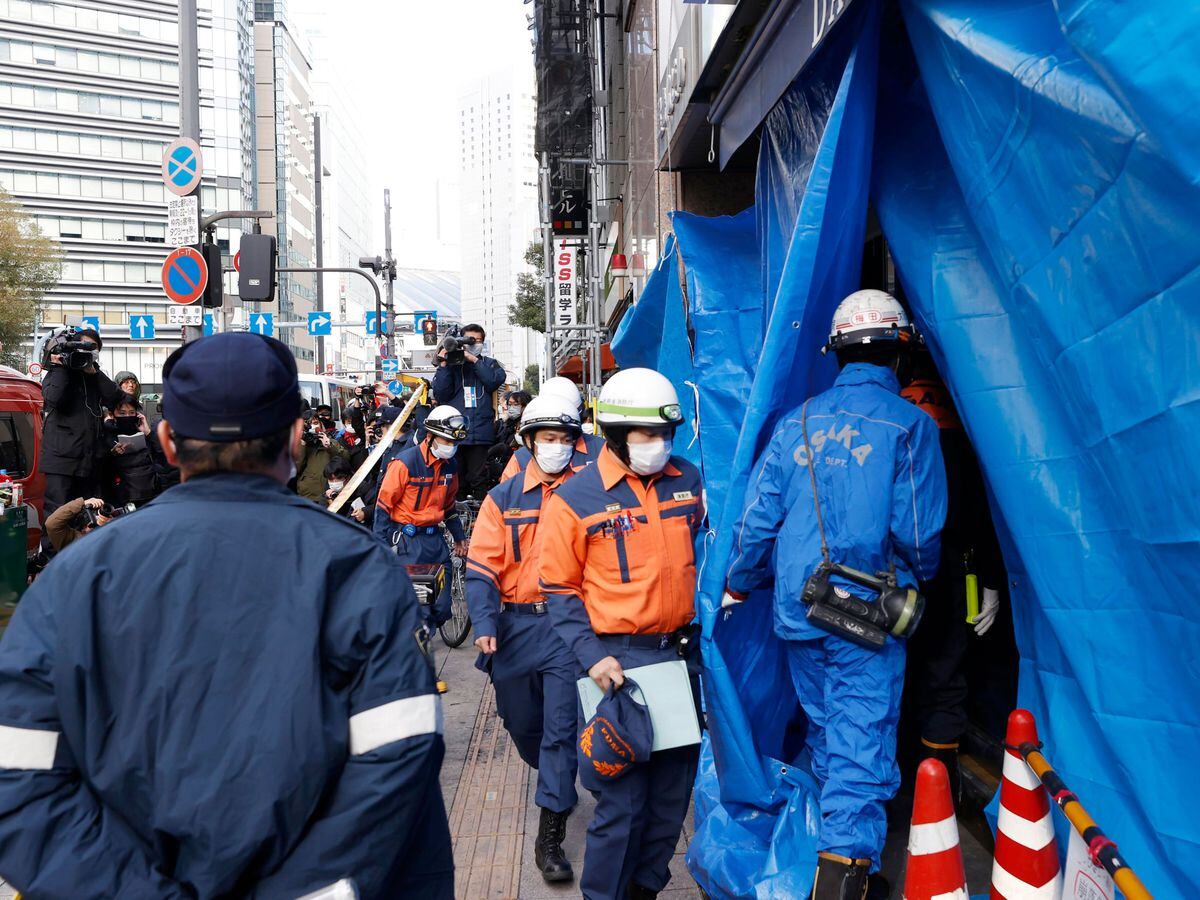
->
<box><xmin>373</xmin><ymin>440</ymin><xmax>466</xmax><ymax>543</ymax></box>
<box><xmin>465</xmin><ymin>463</ymin><xmax>573</xmax><ymax>639</ymax></box>
<box><xmin>500</xmin><ymin>432</ymin><xmax>604</xmax><ymax>482</ymax></box>
<box><xmin>901</xmin><ymin>377</ymin><xmax>963</xmax><ymax>431</ymax></box>
<box><xmin>538</xmin><ymin>445</ymin><xmax>704</xmax><ymax>671</ymax></box>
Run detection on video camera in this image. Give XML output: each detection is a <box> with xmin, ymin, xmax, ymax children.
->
<box><xmin>42</xmin><ymin>326</ymin><xmax>99</xmax><ymax>371</ymax></box>
<box><xmin>68</xmin><ymin>501</ymin><xmax>137</xmax><ymax>531</ymax></box>
<box><xmin>438</xmin><ymin>327</ymin><xmax>478</xmax><ymax>367</ymax></box>
<box><xmin>800</xmin><ymin>562</ymin><xmax>925</xmax><ymax>650</ymax></box>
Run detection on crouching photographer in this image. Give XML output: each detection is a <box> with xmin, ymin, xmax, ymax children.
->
<box><xmin>39</xmin><ymin>326</ymin><xmax>122</xmax><ymax>525</ymax></box>
<box><xmin>44</xmin><ymin>497</ymin><xmax>134</xmax><ymax>553</ymax></box>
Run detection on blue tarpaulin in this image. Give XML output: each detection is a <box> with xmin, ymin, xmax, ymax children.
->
<box><xmin>621</xmin><ymin>1</ymin><xmax>1200</xmax><ymax>896</ymax></box>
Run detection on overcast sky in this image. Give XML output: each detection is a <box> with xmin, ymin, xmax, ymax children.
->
<box><xmin>289</xmin><ymin>0</ymin><xmax>534</xmax><ymax>271</ymax></box>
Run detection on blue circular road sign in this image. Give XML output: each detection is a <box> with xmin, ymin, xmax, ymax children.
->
<box><xmin>161</xmin><ymin>246</ymin><xmax>208</xmax><ymax>304</ymax></box>
<box><xmin>161</xmin><ymin>138</ymin><xmax>204</xmax><ymax>197</ymax></box>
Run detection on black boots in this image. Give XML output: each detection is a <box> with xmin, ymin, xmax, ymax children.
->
<box><xmin>626</xmin><ymin>884</ymin><xmax>658</xmax><ymax>899</ymax></box>
<box><xmin>810</xmin><ymin>852</ymin><xmax>870</xmax><ymax>900</ymax></box>
<box><xmin>534</xmin><ymin>807</ymin><xmax>573</xmax><ymax>883</ymax></box>
<box><xmin>921</xmin><ymin>738</ymin><xmax>962</xmax><ymax>807</ymax></box>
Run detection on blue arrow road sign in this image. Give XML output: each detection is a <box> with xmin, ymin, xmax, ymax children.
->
<box><xmin>129</xmin><ymin>315</ymin><xmax>156</xmax><ymax>341</ymax></box>
<box><xmin>250</xmin><ymin>312</ymin><xmax>274</xmax><ymax>336</ymax></box>
<box><xmin>365</xmin><ymin>311</ymin><xmax>390</xmax><ymax>335</ymax></box>
<box><xmin>203</xmin><ymin>314</ymin><xmax>215</xmax><ymax>336</ymax></box>
<box><xmin>381</xmin><ymin>358</ymin><xmax>400</xmax><ymax>373</ymax></box>
<box><xmin>387</xmin><ymin>380</ymin><xmax>404</xmax><ymax>395</ymax></box>
<box><xmin>81</xmin><ymin>316</ymin><xmax>100</xmax><ymax>334</ymax></box>
<box><xmin>308</xmin><ymin>311</ymin><xmax>332</xmax><ymax>335</ymax></box>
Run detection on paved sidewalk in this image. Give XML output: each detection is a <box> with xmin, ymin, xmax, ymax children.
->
<box><xmin>438</xmin><ymin>642</ymin><xmax>700</xmax><ymax>899</ymax></box>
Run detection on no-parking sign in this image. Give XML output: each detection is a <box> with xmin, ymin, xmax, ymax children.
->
<box><xmin>161</xmin><ymin>247</ymin><xmax>209</xmax><ymax>305</ymax></box>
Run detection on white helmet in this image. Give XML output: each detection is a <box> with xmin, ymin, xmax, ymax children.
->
<box><xmin>518</xmin><ymin>395</ymin><xmax>581</xmax><ymax>440</ymax></box>
<box><xmin>596</xmin><ymin>368</ymin><xmax>683</xmax><ymax>428</ymax></box>
<box><xmin>424</xmin><ymin>405</ymin><xmax>468</xmax><ymax>442</ymax></box>
<box><xmin>540</xmin><ymin>376</ymin><xmax>583</xmax><ymax>412</ymax></box>
<box><xmin>825</xmin><ymin>289</ymin><xmax>916</xmax><ymax>353</ymax></box>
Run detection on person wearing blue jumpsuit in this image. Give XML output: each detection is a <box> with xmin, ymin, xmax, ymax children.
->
<box><xmin>725</xmin><ymin>291</ymin><xmax>947</xmax><ymax>899</ymax></box>
<box><xmin>0</xmin><ymin>333</ymin><xmax>452</xmax><ymax>899</ymax></box>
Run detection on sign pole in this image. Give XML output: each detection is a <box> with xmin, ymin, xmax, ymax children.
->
<box><xmin>178</xmin><ymin>0</ymin><xmax>203</xmax><ymax>344</ymax></box>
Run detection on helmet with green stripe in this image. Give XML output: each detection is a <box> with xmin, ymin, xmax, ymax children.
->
<box><xmin>596</xmin><ymin>368</ymin><xmax>683</xmax><ymax>428</ymax></box>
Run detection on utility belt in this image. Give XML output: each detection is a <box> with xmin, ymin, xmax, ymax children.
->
<box><xmin>394</xmin><ymin>523</ymin><xmax>440</xmax><ymax>537</ymax></box>
<box><xmin>597</xmin><ymin>624</ymin><xmax>698</xmax><ymax>658</ymax></box>
<box><xmin>502</xmin><ymin>600</ymin><xmax>547</xmax><ymax>616</ymax></box>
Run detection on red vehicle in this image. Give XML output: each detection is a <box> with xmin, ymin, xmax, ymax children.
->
<box><xmin>0</xmin><ymin>364</ymin><xmax>45</xmax><ymax>555</ymax></box>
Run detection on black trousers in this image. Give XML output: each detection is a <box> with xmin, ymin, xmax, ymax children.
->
<box><xmin>456</xmin><ymin>444</ymin><xmax>490</xmax><ymax>500</ymax></box>
<box><xmin>905</xmin><ymin>569</ymin><xmax>971</xmax><ymax>745</ymax></box>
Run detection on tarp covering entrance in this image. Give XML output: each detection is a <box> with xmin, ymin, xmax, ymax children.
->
<box><xmin>612</xmin><ymin>1</ymin><xmax>1200</xmax><ymax>896</ymax></box>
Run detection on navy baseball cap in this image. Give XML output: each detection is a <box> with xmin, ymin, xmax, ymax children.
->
<box><xmin>579</xmin><ymin>679</ymin><xmax>653</xmax><ymax>781</ymax></box>
<box><xmin>375</xmin><ymin>406</ymin><xmax>402</xmax><ymax>425</ymax></box>
<box><xmin>161</xmin><ymin>333</ymin><xmax>302</xmax><ymax>442</ymax></box>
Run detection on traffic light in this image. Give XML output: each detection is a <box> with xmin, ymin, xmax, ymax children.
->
<box><xmin>197</xmin><ymin>242</ymin><xmax>223</xmax><ymax>308</ymax></box>
<box><xmin>420</xmin><ymin>314</ymin><xmax>439</xmax><ymax>346</ymax></box>
<box><xmin>238</xmin><ymin>232</ymin><xmax>277</xmax><ymax>301</ymax></box>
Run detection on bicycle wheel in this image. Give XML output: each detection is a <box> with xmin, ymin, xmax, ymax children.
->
<box><xmin>439</xmin><ymin>554</ymin><xmax>472</xmax><ymax>647</ymax></box>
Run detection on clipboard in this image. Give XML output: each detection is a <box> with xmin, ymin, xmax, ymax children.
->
<box><xmin>577</xmin><ymin>659</ymin><xmax>700</xmax><ymax>752</ymax></box>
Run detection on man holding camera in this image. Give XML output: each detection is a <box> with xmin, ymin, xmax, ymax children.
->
<box><xmin>723</xmin><ymin>291</ymin><xmax>947</xmax><ymax>900</ymax></box>
<box><xmin>38</xmin><ymin>326</ymin><xmax>122</xmax><ymax>523</ymax></box>
<box><xmin>0</xmin><ymin>332</ymin><xmax>452</xmax><ymax>898</ymax></box>
<box><xmin>295</xmin><ymin>415</ymin><xmax>349</xmax><ymax>503</ymax></box>
<box><xmin>432</xmin><ymin>323</ymin><xmax>507</xmax><ymax>500</ymax></box>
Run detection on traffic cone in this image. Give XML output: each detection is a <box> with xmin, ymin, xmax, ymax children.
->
<box><xmin>990</xmin><ymin>710</ymin><xmax>1062</xmax><ymax>899</ymax></box>
<box><xmin>904</xmin><ymin>758</ymin><xmax>967</xmax><ymax>900</ymax></box>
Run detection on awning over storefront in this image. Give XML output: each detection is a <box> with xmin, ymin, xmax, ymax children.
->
<box><xmin>555</xmin><ymin>343</ymin><xmax>616</xmax><ymax>379</ymax></box>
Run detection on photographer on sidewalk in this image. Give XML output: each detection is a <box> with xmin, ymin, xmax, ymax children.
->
<box><xmin>432</xmin><ymin>323</ymin><xmax>506</xmax><ymax>500</ymax></box>
<box><xmin>38</xmin><ymin>326</ymin><xmax>122</xmax><ymax>522</ymax></box>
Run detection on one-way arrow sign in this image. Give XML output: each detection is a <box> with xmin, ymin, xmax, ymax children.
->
<box><xmin>308</xmin><ymin>311</ymin><xmax>332</xmax><ymax>335</ymax></box>
<box><xmin>250</xmin><ymin>312</ymin><xmax>274</xmax><ymax>336</ymax></box>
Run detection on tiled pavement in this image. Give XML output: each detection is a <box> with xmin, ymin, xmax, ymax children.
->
<box><xmin>437</xmin><ymin>641</ymin><xmax>993</xmax><ymax>899</ymax></box>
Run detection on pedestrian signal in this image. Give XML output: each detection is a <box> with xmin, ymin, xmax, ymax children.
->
<box><xmin>421</xmin><ymin>315</ymin><xmax>439</xmax><ymax>346</ymax></box>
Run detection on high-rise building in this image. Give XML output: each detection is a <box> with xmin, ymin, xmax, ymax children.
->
<box><xmin>0</xmin><ymin>0</ymin><xmax>255</xmax><ymax>387</ymax></box>
<box><xmin>295</xmin><ymin>8</ymin><xmax>375</xmax><ymax>379</ymax></box>
<box><xmin>254</xmin><ymin>0</ymin><xmax>318</xmax><ymax>370</ymax></box>
<box><xmin>458</xmin><ymin>68</ymin><xmax>540</xmax><ymax>384</ymax></box>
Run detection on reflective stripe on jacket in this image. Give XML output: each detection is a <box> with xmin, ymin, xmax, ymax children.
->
<box><xmin>466</xmin><ymin>463</ymin><xmax>573</xmax><ymax>639</ymax></box>
<box><xmin>539</xmin><ymin>446</ymin><xmax>704</xmax><ymax>671</ymax></box>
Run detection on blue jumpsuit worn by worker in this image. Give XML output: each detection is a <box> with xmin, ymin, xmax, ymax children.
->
<box><xmin>374</xmin><ymin>439</ymin><xmax>465</xmax><ymax>628</ymax></box>
<box><xmin>0</xmin><ymin>332</ymin><xmax>452</xmax><ymax>899</ymax></box>
<box><xmin>726</xmin><ymin>362</ymin><xmax>947</xmax><ymax>870</ymax></box>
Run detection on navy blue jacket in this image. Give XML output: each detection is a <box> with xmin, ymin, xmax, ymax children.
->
<box><xmin>431</xmin><ymin>356</ymin><xmax>507</xmax><ymax>445</ymax></box>
<box><xmin>727</xmin><ymin>363</ymin><xmax>948</xmax><ymax>640</ymax></box>
<box><xmin>0</xmin><ymin>474</ymin><xmax>452</xmax><ymax>899</ymax></box>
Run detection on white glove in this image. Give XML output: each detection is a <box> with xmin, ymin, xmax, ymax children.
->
<box><xmin>972</xmin><ymin>587</ymin><xmax>1000</xmax><ymax>636</ymax></box>
<box><xmin>721</xmin><ymin>591</ymin><xmax>744</xmax><ymax>609</ymax></box>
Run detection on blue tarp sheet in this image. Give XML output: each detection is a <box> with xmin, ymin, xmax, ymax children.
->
<box><xmin>629</xmin><ymin>1</ymin><xmax>1200</xmax><ymax>896</ymax></box>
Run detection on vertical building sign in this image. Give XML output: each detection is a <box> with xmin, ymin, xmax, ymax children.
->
<box><xmin>554</xmin><ymin>241</ymin><xmax>578</xmax><ymax>328</ymax></box>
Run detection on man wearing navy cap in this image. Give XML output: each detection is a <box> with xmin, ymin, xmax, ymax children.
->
<box><xmin>0</xmin><ymin>333</ymin><xmax>453</xmax><ymax>899</ymax></box>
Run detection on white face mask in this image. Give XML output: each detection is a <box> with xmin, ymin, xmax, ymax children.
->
<box><xmin>535</xmin><ymin>442</ymin><xmax>573</xmax><ymax>475</ymax></box>
<box><xmin>581</xmin><ymin>422</ymin><xmax>595</xmax><ymax>435</ymax></box>
<box><xmin>627</xmin><ymin>438</ymin><xmax>672</xmax><ymax>475</ymax></box>
<box><xmin>328</xmin><ymin>481</ymin><xmax>345</xmax><ymax>493</ymax></box>
<box><xmin>506</xmin><ymin>406</ymin><xmax>523</xmax><ymax>420</ymax></box>
<box><xmin>430</xmin><ymin>441</ymin><xmax>457</xmax><ymax>460</ymax></box>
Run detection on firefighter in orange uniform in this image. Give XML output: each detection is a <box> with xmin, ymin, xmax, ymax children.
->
<box><xmin>466</xmin><ymin>395</ymin><xmax>586</xmax><ymax>883</ymax></box>
<box><xmin>375</xmin><ymin>405</ymin><xmax>469</xmax><ymax>628</ymax></box>
<box><xmin>538</xmin><ymin>368</ymin><xmax>704</xmax><ymax>900</ymax></box>
<box><xmin>499</xmin><ymin>376</ymin><xmax>603</xmax><ymax>482</ymax></box>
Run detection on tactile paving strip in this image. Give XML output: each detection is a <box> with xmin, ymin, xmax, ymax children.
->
<box><xmin>448</xmin><ymin>682</ymin><xmax>530</xmax><ymax>899</ymax></box>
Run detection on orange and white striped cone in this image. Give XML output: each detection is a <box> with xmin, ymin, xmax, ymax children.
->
<box><xmin>990</xmin><ymin>709</ymin><xmax>1062</xmax><ymax>899</ymax></box>
<box><xmin>904</xmin><ymin>758</ymin><xmax>967</xmax><ymax>900</ymax></box>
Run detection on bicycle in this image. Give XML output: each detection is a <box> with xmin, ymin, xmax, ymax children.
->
<box><xmin>438</xmin><ymin>499</ymin><xmax>480</xmax><ymax>648</ymax></box>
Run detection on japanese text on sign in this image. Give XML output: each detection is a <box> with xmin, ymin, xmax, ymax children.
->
<box><xmin>554</xmin><ymin>241</ymin><xmax>577</xmax><ymax>329</ymax></box>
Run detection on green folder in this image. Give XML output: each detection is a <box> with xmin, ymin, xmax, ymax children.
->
<box><xmin>577</xmin><ymin>659</ymin><xmax>701</xmax><ymax>752</ymax></box>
